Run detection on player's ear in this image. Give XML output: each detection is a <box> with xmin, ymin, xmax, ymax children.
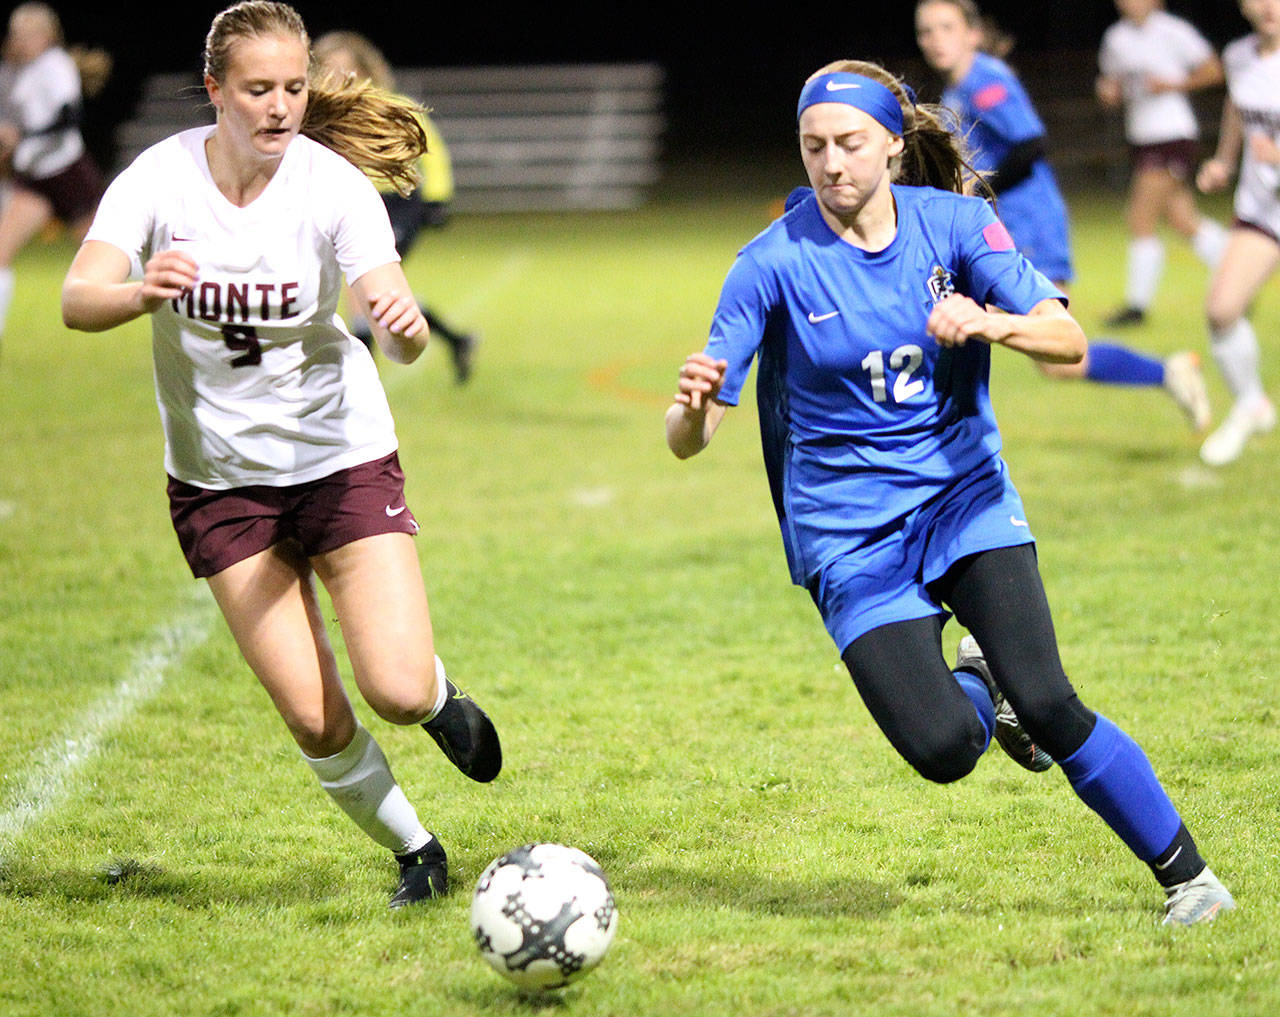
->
<box><xmin>887</xmin><ymin>133</ymin><xmax>905</xmax><ymax>158</ymax></box>
<box><xmin>205</xmin><ymin>74</ymin><xmax>222</xmax><ymax>113</ymax></box>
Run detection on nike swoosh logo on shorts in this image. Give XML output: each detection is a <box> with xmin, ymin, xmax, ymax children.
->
<box><xmin>826</xmin><ymin>82</ymin><xmax>862</xmax><ymax>91</ymax></box>
<box><xmin>386</xmin><ymin>504</ymin><xmax>408</xmax><ymax>517</ymax></box>
<box><xmin>808</xmin><ymin>310</ymin><xmax>840</xmax><ymax>323</ymax></box>
<box><xmin>1010</xmin><ymin>516</ymin><xmax>1029</xmax><ymax>527</ymax></box>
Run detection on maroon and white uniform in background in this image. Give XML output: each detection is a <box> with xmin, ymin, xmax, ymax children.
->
<box><xmin>7</xmin><ymin>45</ymin><xmax>84</xmax><ymax>178</ymax></box>
<box><xmin>1223</xmin><ymin>34</ymin><xmax>1280</xmax><ymax>238</ymax></box>
<box><xmin>1099</xmin><ymin>10</ymin><xmax>1215</xmax><ymax>146</ymax></box>
<box><xmin>85</xmin><ymin>126</ymin><xmax>402</xmax><ymax>489</ymax></box>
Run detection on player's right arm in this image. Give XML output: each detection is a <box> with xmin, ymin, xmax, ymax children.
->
<box><xmin>62</xmin><ymin>241</ymin><xmax>197</xmax><ymax>332</ymax></box>
<box><xmin>665</xmin><ymin>352</ymin><xmax>729</xmax><ymax>459</ymax></box>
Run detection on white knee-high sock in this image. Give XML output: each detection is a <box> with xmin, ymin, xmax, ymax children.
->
<box><xmin>1192</xmin><ymin>219</ymin><xmax>1229</xmax><ymax>269</ymax></box>
<box><xmin>0</xmin><ymin>267</ymin><xmax>14</xmax><ymax>336</ymax></box>
<box><xmin>303</xmin><ymin>724</ymin><xmax>431</xmax><ymax>855</ymax></box>
<box><xmin>1125</xmin><ymin>236</ymin><xmax>1164</xmax><ymax>310</ymax></box>
<box><xmin>1210</xmin><ymin>318</ymin><xmax>1265</xmax><ymax>404</ymax></box>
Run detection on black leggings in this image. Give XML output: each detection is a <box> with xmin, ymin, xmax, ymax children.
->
<box><xmin>840</xmin><ymin>544</ymin><xmax>1096</xmax><ymax>783</ymax></box>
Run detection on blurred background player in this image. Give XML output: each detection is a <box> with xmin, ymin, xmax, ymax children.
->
<box><xmin>1096</xmin><ymin>0</ymin><xmax>1227</xmax><ymax>329</ymax></box>
<box><xmin>0</xmin><ymin>3</ymin><xmax>106</xmax><ymax>348</ymax></box>
<box><xmin>915</xmin><ymin>0</ymin><xmax>1211</xmax><ymax>431</ymax></box>
<box><xmin>1194</xmin><ymin>0</ymin><xmax>1280</xmax><ymax>465</ymax></box>
<box><xmin>314</xmin><ymin>30</ymin><xmax>476</xmax><ymax>383</ymax></box>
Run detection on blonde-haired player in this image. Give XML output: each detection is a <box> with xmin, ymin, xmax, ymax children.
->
<box><xmin>1096</xmin><ymin>0</ymin><xmax>1227</xmax><ymax>328</ymax></box>
<box><xmin>1196</xmin><ymin>0</ymin><xmax>1280</xmax><ymax>465</ymax></box>
<box><xmin>60</xmin><ymin>1</ymin><xmax>500</xmax><ymax>906</ymax></box>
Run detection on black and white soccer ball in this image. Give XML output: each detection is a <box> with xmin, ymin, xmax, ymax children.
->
<box><xmin>470</xmin><ymin>843</ymin><xmax>618</xmax><ymax>991</ymax></box>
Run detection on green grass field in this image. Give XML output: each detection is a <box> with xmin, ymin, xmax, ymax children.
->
<box><xmin>1</xmin><ymin>176</ymin><xmax>1278</xmax><ymax>1017</ymax></box>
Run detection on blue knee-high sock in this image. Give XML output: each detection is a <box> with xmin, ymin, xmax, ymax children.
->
<box><xmin>954</xmin><ymin>670</ymin><xmax>994</xmax><ymax>750</ymax></box>
<box><xmin>1084</xmin><ymin>342</ymin><xmax>1166</xmax><ymax>386</ymax></box>
<box><xmin>1058</xmin><ymin>714</ymin><xmax>1181</xmax><ymax>862</ymax></box>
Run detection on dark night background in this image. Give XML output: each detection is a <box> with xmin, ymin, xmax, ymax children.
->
<box><xmin>54</xmin><ymin>0</ymin><xmax>1253</xmax><ymax>176</ymax></box>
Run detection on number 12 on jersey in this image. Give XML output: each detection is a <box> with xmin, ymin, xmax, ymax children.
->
<box><xmin>861</xmin><ymin>344</ymin><xmax>925</xmax><ymax>403</ymax></box>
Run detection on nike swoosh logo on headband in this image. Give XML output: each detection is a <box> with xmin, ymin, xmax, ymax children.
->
<box><xmin>826</xmin><ymin>81</ymin><xmax>862</xmax><ymax>91</ymax></box>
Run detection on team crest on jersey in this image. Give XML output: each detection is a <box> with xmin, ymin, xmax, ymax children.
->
<box><xmin>926</xmin><ymin>265</ymin><xmax>956</xmax><ymax>306</ymax></box>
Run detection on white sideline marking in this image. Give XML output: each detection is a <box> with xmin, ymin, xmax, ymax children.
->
<box><xmin>384</xmin><ymin>250</ymin><xmax>532</xmax><ymax>392</ymax></box>
<box><xmin>0</xmin><ymin>584</ymin><xmax>217</xmax><ymax>861</ymax></box>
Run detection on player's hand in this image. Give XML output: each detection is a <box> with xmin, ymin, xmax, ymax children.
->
<box><xmin>674</xmin><ymin>352</ymin><xmax>727</xmax><ymax>412</ymax></box>
<box><xmin>1248</xmin><ymin>132</ymin><xmax>1280</xmax><ymax>166</ymax></box>
<box><xmin>368</xmin><ymin>290</ymin><xmax>427</xmax><ymax>340</ymax></box>
<box><xmin>1143</xmin><ymin>75</ymin><xmax>1181</xmax><ymax>95</ymax></box>
<box><xmin>927</xmin><ymin>293</ymin><xmax>1004</xmax><ymax>348</ymax></box>
<box><xmin>1094</xmin><ymin>76</ymin><xmax>1121</xmax><ymax>108</ymax></box>
<box><xmin>1196</xmin><ymin>157</ymin><xmax>1233</xmax><ymax>194</ymax></box>
<box><xmin>139</xmin><ymin>250</ymin><xmax>198</xmax><ymax>312</ymax></box>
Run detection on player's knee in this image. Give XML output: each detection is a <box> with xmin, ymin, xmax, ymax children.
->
<box><xmin>364</xmin><ymin>674</ymin><xmax>438</xmax><ymax>726</ymax></box>
<box><xmin>1206</xmin><ymin>298</ymin><xmax>1244</xmax><ymax>335</ymax></box>
<box><xmin>902</xmin><ymin>723</ymin><xmax>983</xmax><ymax>784</ymax></box>
<box><xmin>289</xmin><ymin>713</ymin><xmax>356</xmax><ymax>759</ymax></box>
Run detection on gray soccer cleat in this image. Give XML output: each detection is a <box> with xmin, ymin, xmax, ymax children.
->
<box><xmin>1162</xmin><ymin>866</ymin><xmax>1235</xmax><ymax>927</ymax></box>
<box><xmin>956</xmin><ymin>635</ymin><xmax>1053</xmax><ymax>772</ymax></box>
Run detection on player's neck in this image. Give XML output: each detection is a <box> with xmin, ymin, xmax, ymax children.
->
<box><xmin>947</xmin><ymin>51</ymin><xmax>977</xmax><ymax>86</ymax></box>
<box><xmin>204</xmin><ymin>131</ymin><xmax>283</xmax><ymax>207</ymax></box>
<box><xmin>818</xmin><ymin>186</ymin><xmax>898</xmax><ymax>252</ymax></box>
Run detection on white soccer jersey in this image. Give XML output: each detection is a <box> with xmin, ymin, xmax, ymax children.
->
<box><xmin>7</xmin><ymin>46</ymin><xmax>85</xmax><ymax>177</ymax></box>
<box><xmin>1099</xmin><ymin>10</ymin><xmax>1214</xmax><ymax>145</ymax></box>
<box><xmin>85</xmin><ymin>127</ymin><xmax>403</xmax><ymax>489</ymax></box>
<box><xmin>1222</xmin><ymin>35</ymin><xmax>1280</xmax><ymax>237</ymax></box>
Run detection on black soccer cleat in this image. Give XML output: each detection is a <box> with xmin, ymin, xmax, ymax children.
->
<box><xmin>956</xmin><ymin>635</ymin><xmax>1053</xmax><ymax>772</ymax></box>
<box><xmin>422</xmin><ymin>678</ymin><xmax>502</xmax><ymax>782</ymax></box>
<box><xmin>1103</xmin><ymin>305</ymin><xmax>1146</xmax><ymax>328</ymax></box>
<box><xmin>390</xmin><ymin>837</ymin><xmax>449</xmax><ymax>907</ymax></box>
<box><xmin>445</xmin><ymin>332</ymin><xmax>477</xmax><ymax>384</ymax></box>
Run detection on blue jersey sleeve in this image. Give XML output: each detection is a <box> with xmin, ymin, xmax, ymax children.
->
<box><xmin>704</xmin><ymin>249</ymin><xmax>777</xmax><ymax>406</ymax></box>
<box><xmin>961</xmin><ymin>56</ymin><xmax>1045</xmax><ymax>149</ymax></box>
<box><xmin>957</xmin><ymin>198</ymin><xmax>1063</xmax><ymax>312</ymax></box>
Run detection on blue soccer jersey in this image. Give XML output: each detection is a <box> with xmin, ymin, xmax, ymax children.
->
<box><xmin>704</xmin><ymin>184</ymin><xmax>1062</xmax><ymax>587</ymax></box>
<box><xmin>942</xmin><ymin>52</ymin><xmax>1073</xmax><ymax>281</ymax></box>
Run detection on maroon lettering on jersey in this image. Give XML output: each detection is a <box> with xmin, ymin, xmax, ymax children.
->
<box><xmin>255</xmin><ymin>283</ymin><xmax>274</xmax><ymax>319</ymax></box>
<box><xmin>169</xmin><ymin>280</ymin><xmax>305</xmax><ymax>324</ymax></box>
<box><xmin>280</xmin><ymin>281</ymin><xmax>299</xmax><ymax>319</ymax></box>
<box><xmin>226</xmin><ymin>283</ymin><xmax>251</xmax><ymax>323</ymax></box>
<box><xmin>198</xmin><ymin>281</ymin><xmax>222</xmax><ymax>321</ymax></box>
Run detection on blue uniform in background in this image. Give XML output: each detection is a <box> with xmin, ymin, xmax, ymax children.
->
<box><xmin>943</xmin><ymin>52</ymin><xmax>1074</xmax><ymax>282</ymax></box>
<box><xmin>705</xmin><ymin>184</ymin><xmax>1062</xmax><ymax>652</ymax></box>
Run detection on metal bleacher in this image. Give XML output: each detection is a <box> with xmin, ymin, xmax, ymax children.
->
<box><xmin>113</xmin><ymin>62</ymin><xmax>665</xmax><ymax>212</ymax></box>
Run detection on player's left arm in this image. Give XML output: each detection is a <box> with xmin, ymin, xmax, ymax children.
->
<box><xmin>348</xmin><ymin>262</ymin><xmax>428</xmax><ymax>365</ymax></box>
<box><xmin>927</xmin><ymin>295</ymin><xmax>1085</xmax><ymax>364</ymax></box>
<box><xmin>1148</xmin><ymin>54</ymin><xmax>1223</xmax><ymax>95</ymax></box>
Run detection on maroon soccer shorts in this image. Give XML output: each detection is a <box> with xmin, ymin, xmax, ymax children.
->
<box><xmin>167</xmin><ymin>451</ymin><xmax>420</xmax><ymax>578</ymax></box>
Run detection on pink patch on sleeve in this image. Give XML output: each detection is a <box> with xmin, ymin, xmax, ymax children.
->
<box><xmin>973</xmin><ymin>82</ymin><xmax>1008</xmax><ymax>111</ymax></box>
<box><xmin>983</xmin><ymin>221</ymin><xmax>1015</xmax><ymax>251</ymax></box>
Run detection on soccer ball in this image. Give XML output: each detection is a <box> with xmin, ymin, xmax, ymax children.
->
<box><xmin>470</xmin><ymin>843</ymin><xmax>618</xmax><ymax>991</ymax></box>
